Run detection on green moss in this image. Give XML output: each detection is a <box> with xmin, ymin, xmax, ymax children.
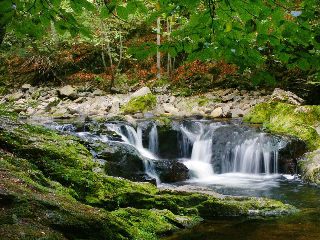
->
<box><xmin>244</xmin><ymin>103</ymin><xmax>320</xmax><ymax>149</ymax></box>
<box><xmin>122</xmin><ymin>94</ymin><xmax>156</xmax><ymax>114</ymax></box>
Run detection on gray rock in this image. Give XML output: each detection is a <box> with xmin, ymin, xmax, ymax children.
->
<box><xmin>163</xmin><ymin>103</ymin><xmax>180</xmax><ymax>116</ymax></box>
<box><xmin>92</xmin><ymin>89</ymin><xmax>104</xmax><ymax>96</ymax></box>
<box><xmin>269</xmin><ymin>88</ymin><xmax>305</xmax><ymax>105</ymax></box>
<box><xmin>11</xmin><ymin>92</ymin><xmax>24</xmax><ymax>101</ymax></box>
<box><xmin>230</xmin><ymin>109</ymin><xmax>245</xmax><ymax>118</ymax></box>
<box><xmin>211</xmin><ymin>107</ymin><xmax>223</xmax><ymax>118</ymax></box>
<box><xmin>58</xmin><ymin>85</ymin><xmax>77</xmax><ymax>99</ymax></box>
<box><xmin>21</xmin><ymin>84</ymin><xmax>32</xmax><ymax>91</ymax></box>
<box><xmin>130</xmin><ymin>87</ymin><xmax>151</xmax><ymax>99</ymax></box>
<box><xmin>109</xmin><ymin>101</ymin><xmax>120</xmax><ymax>114</ymax></box>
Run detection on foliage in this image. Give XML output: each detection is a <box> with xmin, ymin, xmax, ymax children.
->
<box><xmin>131</xmin><ymin>0</ymin><xmax>320</xmax><ymax>84</ymax></box>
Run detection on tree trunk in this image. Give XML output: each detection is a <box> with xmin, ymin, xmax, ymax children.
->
<box><xmin>157</xmin><ymin>17</ymin><xmax>161</xmax><ymax>80</ymax></box>
<box><xmin>0</xmin><ymin>22</ymin><xmax>6</xmax><ymax>47</ymax></box>
<box><xmin>167</xmin><ymin>17</ymin><xmax>172</xmax><ymax>79</ymax></box>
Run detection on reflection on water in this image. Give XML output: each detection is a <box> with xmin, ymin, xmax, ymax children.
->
<box><xmin>163</xmin><ymin>175</ymin><xmax>320</xmax><ymax>240</ymax></box>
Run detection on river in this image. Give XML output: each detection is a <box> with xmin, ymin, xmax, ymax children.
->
<box><xmin>29</xmin><ymin>117</ymin><xmax>320</xmax><ymax>239</ymax></box>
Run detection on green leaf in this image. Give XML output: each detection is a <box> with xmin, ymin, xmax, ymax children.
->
<box><xmin>168</xmin><ymin>46</ymin><xmax>177</xmax><ymax>58</ymax></box>
<box><xmin>225</xmin><ymin>21</ymin><xmax>233</xmax><ymax>32</ymax></box>
<box><xmin>127</xmin><ymin>2</ymin><xmax>137</xmax><ymax>15</ymax></box>
<box><xmin>79</xmin><ymin>27</ymin><xmax>92</xmax><ymax>39</ymax></box>
<box><xmin>116</xmin><ymin>6</ymin><xmax>128</xmax><ymax>20</ymax></box>
<box><xmin>135</xmin><ymin>50</ymin><xmax>150</xmax><ymax>60</ymax></box>
<box><xmin>278</xmin><ymin>52</ymin><xmax>290</xmax><ymax>64</ymax></box>
<box><xmin>251</xmin><ymin>73</ymin><xmax>263</xmax><ymax>85</ymax></box>
<box><xmin>70</xmin><ymin>0</ymin><xmax>83</xmax><ymax>15</ymax></box>
<box><xmin>0</xmin><ymin>1</ymin><xmax>12</xmax><ymax>14</ymax></box>
<box><xmin>264</xmin><ymin>73</ymin><xmax>277</xmax><ymax>84</ymax></box>
<box><xmin>183</xmin><ymin>41</ymin><xmax>193</xmax><ymax>53</ymax></box>
<box><xmin>298</xmin><ymin>58</ymin><xmax>310</xmax><ymax>71</ymax></box>
<box><xmin>259</xmin><ymin>8</ymin><xmax>272</xmax><ymax>20</ymax></box>
<box><xmin>50</xmin><ymin>0</ymin><xmax>62</xmax><ymax>8</ymax></box>
<box><xmin>188</xmin><ymin>51</ymin><xmax>199</xmax><ymax>63</ymax></box>
<box><xmin>136</xmin><ymin>2</ymin><xmax>148</xmax><ymax>14</ymax></box>
<box><xmin>78</xmin><ymin>0</ymin><xmax>97</xmax><ymax>12</ymax></box>
<box><xmin>100</xmin><ymin>6</ymin><xmax>111</xmax><ymax>18</ymax></box>
<box><xmin>269</xmin><ymin>35</ymin><xmax>280</xmax><ymax>46</ymax></box>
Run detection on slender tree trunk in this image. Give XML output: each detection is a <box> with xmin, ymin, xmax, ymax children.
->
<box><xmin>167</xmin><ymin>17</ymin><xmax>172</xmax><ymax>79</ymax></box>
<box><xmin>0</xmin><ymin>21</ymin><xmax>6</xmax><ymax>47</ymax></box>
<box><xmin>156</xmin><ymin>17</ymin><xmax>161</xmax><ymax>80</ymax></box>
<box><xmin>51</xmin><ymin>21</ymin><xmax>59</xmax><ymax>47</ymax></box>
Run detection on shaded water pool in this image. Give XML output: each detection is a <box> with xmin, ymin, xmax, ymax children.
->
<box><xmin>163</xmin><ymin>177</ymin><xmax>320</xmax><ymax>240</ymax></box>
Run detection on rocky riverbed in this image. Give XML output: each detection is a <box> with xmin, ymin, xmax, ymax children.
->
<box><xmin>0</xmin><ymin>84</ymin><xmax>277</xmax><ymax>119</ymax></box>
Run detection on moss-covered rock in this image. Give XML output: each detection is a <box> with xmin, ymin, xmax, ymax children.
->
<box><xmin>244</xmin><ymin>102</ymin><xmax>320</xmax><ymax>185</ymax></box>
<box><xmin>122</xmin><ymin>93</ymin><xmax>156</xmax><ymax>114</ymax></box>
<box><xmin>244</xmin><ymin>102</ymin><xmax>320</xmax><ymax>149</ymax></box>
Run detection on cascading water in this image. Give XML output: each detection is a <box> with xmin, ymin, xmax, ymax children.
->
<box><xmin>106</xmin><ymin>122</ymin><xmax>161</xmax><ymax>184</ymax></box>
<box><xmin>148</xmin><ymin>124</ymin><xmax>159</xmax><ymax>155</ymax></box>
<box><xmin>178</xmin><ymin>120</ymin><xmax>281</xmax><ymax>186</ymax></box>
<box><xmin>36</xmin><ymin>118</ymin><xmax>291</xmax><ymax>189</ymax></box>
<box><xmin>180</xmin><ymin>122</ymin><xmax>215</xmax><ymax>179</ymax></box>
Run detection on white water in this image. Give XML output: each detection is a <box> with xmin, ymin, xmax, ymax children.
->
<box><xmin>181</xmin><ymin>122</ymin><xmax>215</xmax><ymax>179</ymax></box>
<box><xmin>148</xmin><ymin>124</ymin><xmax>159</xmax><ymax>155</ymax></box>
<box><xmin>47</xmin><ymin>120</ymin><xmax>286</xmax><ymax>189</ymax></box>
<box><xmin>106</xmin><ymin>123</ymin><xmax>160</xmax><ymax>184</ymax></box>
<box><xmin>179</xmin><ymin>121</ymin><xmax>281</xmax><ymax>185</ymax></box>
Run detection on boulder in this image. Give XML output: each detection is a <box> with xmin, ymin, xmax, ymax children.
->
<box><xmin>92</xmin><ymin>89</ymin><xmax>104</xmax><ymax>96</ymax></box>
<box><xmin>21</xmin><ymin>84</ymin><xmax>32</xmax><ymax>91</ymax></box>
<box><xmin>130</xmin><ymin>87</ymin><xmax>152</xmax><ymax>99</ymax></box>
<box><xmin>269</xmin><ymin>88</ymin><xmax>305</xmax><ymax>105</ymax></box>
<box><xmin>58</xmin><ymin>85</ymin><xmax>77</xmax><ymax>99</ymax></box>
<box><xmin>211</xmin><ymin>107</ymin><xmax>223</xmax><ymax>118</ymax></box>
<box><xmin>163</xmin><ymin>103</ymin><xmax>180</xmax><ymax>116</ymax></box>
<box><xmin>90</xmin><ymin>141</ymin><xmax>148</xmax><ymax>182</ymax></box>
<box><xmin>153</xmin><ymin>159</ymin><xmax>189</xmax><ymax>183</ymax></box>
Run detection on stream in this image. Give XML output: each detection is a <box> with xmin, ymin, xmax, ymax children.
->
<box><xmin>27</xmin><ymin>117</ymin><xmax>320</xmax><ymax>240</ymax></box>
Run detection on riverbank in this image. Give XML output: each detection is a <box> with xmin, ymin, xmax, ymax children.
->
<box><xmin>0</xmin><ymin>109</ymin><xmax>297</xmax><ymax>239</ymax></box>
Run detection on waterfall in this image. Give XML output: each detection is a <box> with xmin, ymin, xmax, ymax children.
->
<box><xmin>148</xmin><ymin>124</ymin><xmax>159</xmax><ymax>155</ymax></box>
<box><xmin>180</xmin><ymin>122</ymin><xmax>215</xmax><ymax>179</ymax></box>
<box><xmin>178</xmin><ymin>120</ymin><xmax>280</xmax><ymax>180</ymax></box>
<box><xmin>221</xmin><ymin>134</ymin><xmax>279</xmax><ymax>175</ymax></box>
<box><xmin>106</xmin><ymin>122</ymin><xmax>160</xmax><ymax>184</ymax></box>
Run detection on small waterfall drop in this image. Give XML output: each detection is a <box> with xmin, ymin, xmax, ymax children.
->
<box><xmin>179</xmin><ymin>120</ymin><xmax>280</xmax><ymax>182</ymax></box>
<box><xmin>106</xmin><ymin>122</ymin><xmax>160</xmax><ymax>184</ymax></box>
<box><xmin>148</xmin><ymin>124</ymin><xmax>159</xmax><ymax>155</ymax></box>
<box><xmin>181</xmin><ymin>122</ymin><xmax>215</xmax><ymax>179</ymax></box>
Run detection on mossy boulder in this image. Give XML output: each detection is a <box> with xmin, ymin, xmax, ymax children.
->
<box><xmin>244</xmin><ymin>101</ymin><xmax>320</xmax><ymax>184</ymax></box>
<box><xmin>122</xmin><ymin>93</ymin><xmax>156</xmax><ymax>114</ymax></box>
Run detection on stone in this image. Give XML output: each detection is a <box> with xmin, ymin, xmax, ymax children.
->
<box><xmin>90</xmin><ymin>141</ymin><xmax>147</xmax><ymax>182</ymax></box>
<box><xmin>269</xmin><ymin>88</ymin><xmax>305</xmax><ymax>105</ymax></box>
<box><xmin>109</xmin><ymin>101</ymin><xmax>120</xmax><ymax>114</ymax></box>
<box><xmin>211</xmin><ymin>107</ymin><xmax>223</xmax><ymax>118</ymax></box>
<box><xmin>124</xmin><ymin>115</ymin><xmax>137</xmax><ymax>128</ymax></box>
<box><xmin>230</xmin><ymin>109</ymin><xmax>245</xmax><ymax>118</ymax></box>
<box><xmin>153</xmin><ymin>159</ymin><xmax>189</xmax><ymax>183</ymax></box>
<box><xmin>92</xmin><ymin>89</ymin><xmax>104</xmax><ymax>96</ymax></box>
<box><xmin>163</xmin><ymin>103</ymin><xmax>180</xmax><ymax>116</ymax></box>
<box><xmin>58</xmin><ymin>85</ymin><xmax>77</xmax><ymax>99</ymax></box>
<box><xmin>21</xmin><ymin>84</ymin><xmax>32</xmax><ymax>91</ymax></box>
<box><xmin>11</xmin><ymin>92</ymin><xmax>24</xmax><ymax>101</ymax></box>
<box><xmin>130</xmin><ymin>87</ymin><xmax>151</xmax><ymax>99</ymax></box>
<box><xmin>221</xmin><ymin>90</ymin><xmax>239</xmax><ymax>102</ymax></box>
